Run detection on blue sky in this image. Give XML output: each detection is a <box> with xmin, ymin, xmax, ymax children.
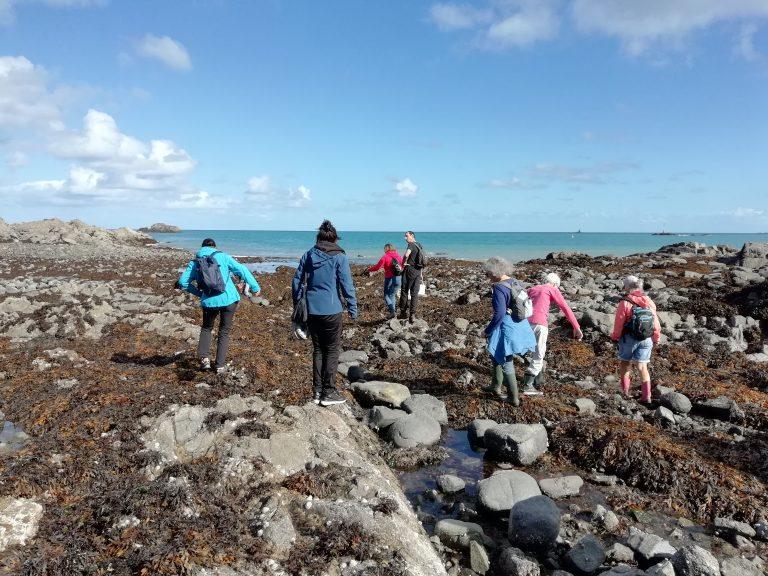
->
<box><xmin>0</xmin><ymin>0</ymin><xmax>766</xmax><ymax>232</ymax></box>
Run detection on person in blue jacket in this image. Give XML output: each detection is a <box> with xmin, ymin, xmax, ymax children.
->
<box><xmin>179</xmin><ymin>238</ymin><xmax>261</xmax><ymax>373</ymax></box>
<box><xmin>292</xmin><ymin>220</ymin><xmax>357</xmax><ymax>407</ymax></box>
<box><xmin>482</xmin><ymin>257</ymin><xmax>536</xmax><ymax>406</ymax></box>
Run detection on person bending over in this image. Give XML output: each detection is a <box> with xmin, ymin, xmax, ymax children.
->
<box><xmin>368</xmin><ymin>243</ymin><xmax>404</xmax><ymax>319</ymax></box>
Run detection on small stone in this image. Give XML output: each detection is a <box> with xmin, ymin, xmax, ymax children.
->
<box><xmin>498</xmin><ymin>547</ymin><xmax>541</xmax><ymax>576</ymax></box>
<box><xmin>388</xmin><ymin>414</ymin><xmax>441</xmax><ymax>448</ymax></box>
<box><xmin>367</xmin><ymin>406</ymin><xmax>407</xmax><ymax>430</ymax></box>
<box><xmin>654</xmin><ymin>406</ymin><xmax>677</xmax><ymax>426</ymax></box>
<box><xmin>539</xmin><ymin>476</ymin><xmax>584</xmax><ymax>499</ymax></box>
<box><xmin>437</xmin><ymin>474</ymin><xmax>466</xmax><ymax>494</ymax></box>
<box><xmin>671</xmin><ymin>545</ymin><xmax>720</xmax><ymax>576</ymax></box>
<box><xmin>606</xmin><ymin>543</ymin><xmax>634</xmax><ymax>564</ymax></box>
<box><xmin>0</xmin><ymin>497</ymin><xmax>44</xmax><ymax>553</ymax></box>
<box><xmin>713</xmin><ymin>517</ymin><xmax>756</xmax><ymax>538</ymax></box>
<box><xmin>660</xmin><ymin>392</ymin><xmax>692</xmax><ymax>415</ymax></box>
<box><xmin>564</xmin><ymin>534</ymin><xmax>606</xmax><ymax>575</ymax></box>
<box><xmin>591</xmin><ymin>474</ymin><xmax>618</xmax><ymax>486</ymax></box>
<box><xmin>575</xmin><ymin>398</ymin><xmax>597</xmax><ymax>415</ymax></box>
<box><xmin>435</xmin><ymin>519</ymin><xmax>484</xmax><ymax>549</ymax></box>
<box><xmin>470</xmin><ymin>540</ymin><xmax>491</xmax><ymax>574</ymax></box>
<box><xmin>593</xmin><ymin>505</ymin><xmax>620</xmax><ymax>533</ymax></box>
<box><xmin>454</xmin><ymin>318</ymin><xmax>470</xmax><ymax>331</ymax></box>
<box><xmin>644</xmin><ymin>559</ymin><xmax>675</xmax><ymax>576</ymax></box>
<box><xmin>478</xmin><ymin>470</ymin><xmax>541</xmax><ymax>513</ymax></box>
<box><xmin>403</xmin><ymin>394</ymin><xmax>448</xmax><ymax>425</ymax></box>
<box><xmin>626</xmin><ymin>527</ymin><xmax>676</xmax><ymax>563</ymax></box>
<box><xmin>719</xmin><ymin>557</ymin><xmax>762</xmax><ymax>576</ymax></box>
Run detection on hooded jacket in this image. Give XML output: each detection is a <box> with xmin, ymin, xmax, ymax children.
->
<box><xmin>178</xmin><ymin>247</ymin><xmax>260</xmax><ymax>308</ymax></box>
<box><xmin>368</xmin><ymin>250</ymin><xmax>404</xmax><ymax>279</ymax></box>
<box><xmin>292</xmin><ymin>241</ymin><xmax>358</xmax><ymax>318</ymax></box>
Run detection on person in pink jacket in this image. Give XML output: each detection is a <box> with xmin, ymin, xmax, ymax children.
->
<box><xmin>522</xmin><ymin>272</ymin><xmax>583</xmax><ymax>395</ymax></box>
<box><xmin>368</xmin><ymin>244</ymin><xmax>404</xmax><ymax>318</ymax></box>
<box><xmin>611</xmin><ymin>275</ymin><xmax>661</xmax><ymax>404</ymax></box>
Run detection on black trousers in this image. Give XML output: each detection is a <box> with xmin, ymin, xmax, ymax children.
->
<box><xmin>398</xmin><ymin>267</ymin><xmax>422</xmax><ymax>319</ymax></box>
<box><xmin>307</xmin><ymin>313</ymin><xmax>343</xmax><ymax>394</ymax></box>
<box><xmin>198</xmin><ymin>301</ymin><xmax>238</xmax><ymax>368</ymax></box>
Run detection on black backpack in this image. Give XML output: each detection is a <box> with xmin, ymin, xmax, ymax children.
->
<box><xmin>391</xmin><ymin>257</ymin><xmax>403</xmax><ymax>277</ymax></box>
<box><xmin>413</xmin><ymin>242</ymin><xmax>428</xmax><ymax>268</ymax></box>
<box><xmin>194</xmin><ymin>251</ymin><xmax>227</xmax><ymax>296</ymax></box>
<box><xmin>622</xmin><ymin>297</ymin><xmax>655</xmax><ymax>340</ymax></box>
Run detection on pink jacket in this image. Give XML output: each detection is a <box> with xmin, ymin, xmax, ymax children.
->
<box><xmin>527</xmin><ymin>284</ymin><xmax>580</xmax><ymax>330</ymax></box>
<box><xmin>368</xmin><ymin>250</ymin><xmax>403</xmax><ymax>279</ymax></box>
<box><xmin>611</xmin><ymin>290</ymin><xmax>661</xmax><ymax>343</ymax></box>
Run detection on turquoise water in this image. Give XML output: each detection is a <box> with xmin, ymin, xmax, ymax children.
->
<box><xmin>151</xmin><ymin>230</ymin><xmax>768</xmax><ymax>264</ymax></box>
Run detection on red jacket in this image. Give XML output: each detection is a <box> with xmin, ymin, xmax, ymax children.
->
<box><xmin>611</xmin><ymin>290</ymin><xmax>661</xmax><ymax>344</ymax></box>
<box><xmin>368</xmin><ymin>250</ymin><xmax>403</xmax><ymax>279</ymax></box>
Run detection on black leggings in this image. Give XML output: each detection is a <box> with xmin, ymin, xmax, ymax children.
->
<box><xmin>197</xmin><ymin>301</ymin><xmax>238</xmax><ymax>368</ymax></box>
<box><xmin>307</xmin><ymin>313</ymin><xmax>343</xmax><ymax>394</ymax></box>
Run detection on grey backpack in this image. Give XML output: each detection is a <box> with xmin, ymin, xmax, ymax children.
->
<box><xmin>501</xmin><ymin>280</ymin><xmax>533</xmax><ymax>322</ymax></box>
<box><xmin>195</xmin><ymin>251</ymin><xmax>226</xmax><ymax>296</ymax></box>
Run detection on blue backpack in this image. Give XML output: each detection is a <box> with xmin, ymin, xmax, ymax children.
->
<box><xmin>195</xmin><ymin>251</ymin><xmax>227</xmax><ymax>296</ymax></box>
<box><xmin>622</xmin><ymin>297</ymin><xmax>655</xmax><ymax>340</ymax></box>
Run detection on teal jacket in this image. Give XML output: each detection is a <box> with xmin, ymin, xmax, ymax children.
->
<box><xmin>179</xmin><ymin>247</ymin><xmax>260</xmax><ymax>308</ymax></box>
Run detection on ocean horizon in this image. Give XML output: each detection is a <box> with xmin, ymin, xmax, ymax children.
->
<box><xmin>150</xmin><ymin>230</ymin><xmax>768</xmax><ymax>264</ymax></box>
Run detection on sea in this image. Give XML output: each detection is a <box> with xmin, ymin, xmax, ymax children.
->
<box><xmin>151</xmin><ymin>230</ymin><xmax>768</xmax><ymax>267</ymax></box>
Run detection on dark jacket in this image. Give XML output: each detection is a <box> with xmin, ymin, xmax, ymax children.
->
<box><xmin>292</xmin><ymin>241</ymin><xmax>358</xmax><ymax>318</ymax></box>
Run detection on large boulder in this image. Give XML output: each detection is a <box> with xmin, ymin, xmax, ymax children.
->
<box><xmin>388</xmin><ymin>414</ymin><xmax>441</xmax><ymax>448</ymax></box>
<box><xmin>735</xmin><ymin>242</ymin><xmax>768</xmax><ymax>269</ymax></box>
<box><xmin>484</xmin><ymin>423</ymin><xmax>549</xmax><ymax>465</ymax></box>
<box><xmin>402</xmin><ymin>394</ymin><xmax>448</xmax><ymax>425</ymax></box>
<box><xmin>719</xmin><ymin>557</ymin><xmax>763</xmax><ymax>576</ymax></box>
<box><xmin>660</xmin><ymin>392</ymin><xmax>692</xmax><ymax>415</ymax></box>
<box><xmin>478</xmin><ymin>470</ymin><xmax>541</xmax><ymax>513</ymax></box>
<box><xmin>351</xmin><ymin>381</ymin><xmax>411</xmax><ymax>407</ymax></box>
<box><xmin>693</xmin><ymin>396</ymin><xmax>744</xmax><ymax>423</ymax></box>
<box><xmin>671</xmin><ymin>545</ymin><xmax>720</xmax><ymax>576</ymax></box>
<box><xmin>508</xmin><ymin>495</ymin><xmax>561</xmax><ymax>552</ymax></box>
<box><xmin>582</xmin><ymin>309</ymin><xmax>614</xmax><ymax>336</ymax></box>
<box><xmin>565</xmin><ymin>534</ymin><xmax>606</xmax><ymax>575</ymax></box>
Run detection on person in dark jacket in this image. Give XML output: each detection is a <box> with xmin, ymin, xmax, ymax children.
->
<box><xmin>292</xmin><ymin>220</ymin><xmax>358</xmax><ymax>406</ymax></box>
<box><xmin>178</xmin><ymin>238</ymin><xmax>261</xmax><ymax>373</ymax></box>
<box><xmin>398</xmin><ymin>231</ymin><xmax>425</xmax><ymax>323</ymax></box>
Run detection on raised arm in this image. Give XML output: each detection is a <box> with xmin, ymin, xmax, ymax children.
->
<box><xmin>337</xmin><ymin>254</ymin><xmax>358</xmax><ymax>318</ymax></box>
<box><xmin>178</xmin><ymin>260</ymin><xmax>203</xmax><ymax>298</ymax></box>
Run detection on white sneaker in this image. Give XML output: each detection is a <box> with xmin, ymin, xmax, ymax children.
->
<box><xmin>200</xmin><ymin>358</ymin><xmax>211</xmax><ymax>371</ymax></box>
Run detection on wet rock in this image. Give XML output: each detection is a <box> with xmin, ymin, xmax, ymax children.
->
<box><xmin>484</xmin><ymin>423</ymin><xmax>549</xmax><ymax>465</ymax></box>
<box><xmin>660</xmin><ymin>392</ymin><xmax>692</xmax><ymax>415</ymax></box>
<box><xmin>565</xmin><ymin>534</ymin><xmax>606</xmax><ymax>575</ymax></box>
<box><xmin>403</xmin><ymin>394</ymin><xmax>449</xmax><ymax>425</ymax></box>
<box><xmin>508</xmin><ymin>495</ymin><xmax>561</xmax><ymax>552</ymax></box>
<box><xmin>470</xmin><ymin>540</ymin><xmax>491</xmax><ymax>574</ymax></box>
<box><xmin>575</xmin><ymin>398</ymin><xmax>597</xmax><ymax>415</ymax></box>
<box><xmin>498</xmin><ymin>547</ymin><xmax>541</xmax><ymax>576</ymax></box>
<box><xmin>388</xmin><ymin>413</ymin><xmax>441</xmax><ymax>448</ymax></box>
<box><xmin>468</xmin><ymin>418</ymin><xmax>497</xmax><ymax>446</ymax></box>
<box><xmin>478</xmin><ymin>470</ymin><xmax>541</xmax><ymax>513</ymax></box>
<box><xmin>671</xmin><ymin>544</ymin><xmax>720</xmax><ymax>576</ymax></box>
<box><xmin>437</xmin><ymin>474</ymin><xmax>466</xmax><ymax>494</ymax></box>
<box><xmin>0</xmin><ymin>497</ymin><xmax>44</xmax><ymax>552</ymax></box>
<box><xmin>435</xmin><ymin>518</ymin><xmax>484</xmax><ymax>549</ymax></box>
<box><xmin>626</xmin><ymin>527</ymin><xmax>676</xmax><ymax>564</ymax></box>
<box><xmin>347</xmin><ymin>364</ymin><xmax>365</xmax><ymax>382</ymax></box>
<box><xmin>351</xmin><ymin>380</ymin><xmax>411</xmax><ymax>407</ymax></box>
<box><xmin>644</xmin><ymin>559</ymin><xmax>675</xmax><ymax>576</ymax></box>
<box><xmin>693</xmin><ymin>396</ymin><xmax>745</xmax><ymax>423</ymax></box>
<box><xmin>367</xmin><ymin>406</ymin><xmax>407</xmax><ymax>430</ymax></box>
<box><xmin>592</xmin><ymin>505</ymin><xmax>620</xmax><ymax>533</ymax></box>
<box><xmin>538</xmin><ymin>475</ymin><xmax>584</xmax><ymax>499</ymax></box>
<box><xmin>719</xmin><ymin>557</ymin><xmax>763</xmax><ymax>576</ymax></box>
<box><xmin>606</xmin><ymin>543</ymin><xmax>634</xmax><ymax>564</ymax></box>
<box><xmin>713</xmin><ymin>517</ymin><xmax>756</xmax><ymax>538</ymax></box>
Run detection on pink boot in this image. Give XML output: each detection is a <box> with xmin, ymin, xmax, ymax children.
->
<box><xmin>620</xmin><ymin>376</ymin><xmax>631</xmax><ymax>397</ymax></box>
<box><xmin>640</xmin><ymin>381</ymin><xmax>652</xmax><ymax>404</ymax></box>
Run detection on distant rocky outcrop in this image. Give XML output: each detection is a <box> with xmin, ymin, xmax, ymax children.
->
<box><xmin>0</xmin><ymin>218</ymin><xmax>153</xmax><ymax>246</ymax></box>
<box><xmin>138</xmin><ymin>223</ymin><xmax>182</xmax><ymax>233</ymax></box>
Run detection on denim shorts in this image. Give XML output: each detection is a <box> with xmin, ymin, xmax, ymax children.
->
<box><xmin>617</xmin><ymin>334</ymin><xmax>653</xmax><ymax>363</ymax></box>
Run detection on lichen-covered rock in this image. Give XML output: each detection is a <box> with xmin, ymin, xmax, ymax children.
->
<box><xmin>0</xmin><ymin>497</ymin><xmax>44</xmax><ymax>552</ymax></box>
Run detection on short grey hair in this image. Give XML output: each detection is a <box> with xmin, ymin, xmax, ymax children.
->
<box><xmin>484</xmin><ymin>256</ymin><xmax>513</xmax><ymax>278</ymax></box>
<box><xmin>623</xmin><ymin>275</ymin><xmax>643</xmax><ymax>291</ymax></box>
<box><xmin>543</xmin><ymin>272</ymin><xmax>561</xmax><ymax>287</ymax></box>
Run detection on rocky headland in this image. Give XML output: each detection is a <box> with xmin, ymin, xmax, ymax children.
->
<box><xmin>138</xmin><ymin>223</ymin><xmax>182</xmax><ymax>233</ymax></box>
<box><xmin>1</xmin><ymin>221</ymin><xmax>767</xmax><ymax>576</ymax></box>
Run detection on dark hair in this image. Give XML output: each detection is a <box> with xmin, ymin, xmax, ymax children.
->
<box><xmin>316</xmin><ymin>220</ymin><xmax>338</xmax><ymax>243</ymax></box>
<box><xmin>202</xmin><ymin>238</ymin><xmax>216</xmax><ymax>247</ymax></box>
<box><xmin>406</xmin><ymin>231</ymin><xmax>415</xmax><ymax>236</ymax></box>
<box><xmin>384</xmin><ymin>243</ymin><xmax>394</xmax><ymax>252</ymax></box>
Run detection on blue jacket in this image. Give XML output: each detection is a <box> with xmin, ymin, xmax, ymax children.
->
<box><xmin>292</xmin><ymin>242</ymin><xmax>358</xmax><ymax>318</ymax></box>
<box><xmin>179</xmin><ymin>247</ymin><xmax>260</xmax><ymax>308</ymax></box>
<box><xmin>485</xmin><ymin>281</ymin><xmax>536</xmax><ymax>364</ymax></box>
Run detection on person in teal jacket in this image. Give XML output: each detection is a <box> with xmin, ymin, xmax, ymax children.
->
<box><xmin>179</xmin><ymin>238</ymin><xmax>261</xmax><ymax>372</ymax></box>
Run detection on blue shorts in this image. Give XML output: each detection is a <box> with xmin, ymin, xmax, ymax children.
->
<box><xmin>618</xmin><ymin>335</ymin><xmax>653</xmax><ymax>363</ymax></box>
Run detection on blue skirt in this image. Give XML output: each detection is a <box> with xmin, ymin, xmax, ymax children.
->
<box><xmin>487</xmin><ymin>315</ymin><xmax>537</xmax><ymax>365</ymax></box>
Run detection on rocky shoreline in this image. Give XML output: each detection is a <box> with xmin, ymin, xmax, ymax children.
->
<box><xmin>1</xmin><ymin>223</ymin><xmax>767</xmax><ymax>576</ymax></box>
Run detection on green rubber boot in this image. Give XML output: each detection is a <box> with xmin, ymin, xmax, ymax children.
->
<box><xmin>503</xmin><ymin>370</ymin><xmax>520</xmax><ymax>407</ymax></box>
<box><xmin>482</xmin><ymin>364</ymin><xmax>505</xmax><ymax>398</ymax></box>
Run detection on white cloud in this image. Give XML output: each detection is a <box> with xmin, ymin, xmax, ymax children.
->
<box><xmin>572</xmin><ymin>0</ymin><xmax>768</xmax><ymax>56</ymax></box>
<box><xmin>135</xmin><ymin>34</ymin><xmax>192</xmax><ymax>71</ymax></box>
<box><xmin>6</xmin><ymin>151</ymin><xmax>28</xmax><ymax>167</ymax></box>
<box><xmin>166</xmin><ymin>191</ymin><xmax>233</xmax><ymax>210</ymax></box>
<box><xmin>735</xmin><ymin>23</ymin><xmax>764</xmax><ymax>61</ymax></box>
<box><xmin>429</xmin><ymin>3</ymin><xmax>491</xmax><ymax>30</ymax></box>
<box><xmin>728</xmin><ymin>207</ymin><xmax>765</xmax><ymax>218</ymax></box>
<box><xmin>0</xmin><ymin>56</ymin><xmax>63</xmax><ymax>130</ymax></box>
<box><xmin>0</xmin><ymin>0</ymin><xmax>102</xmax><ymax>25</ymax></box>
<box><xmin>245</xmin><ymin>175</ymin><xmax>312</xmax><ymax>209</ymax></box>
<box><xmin>480</xmin><ymin>176</ymin><xmax>543</xmax><ymax>190</ymax></box>
<box><xmin>395</xmin><ymin>177</ymin><xmax>419</xmax><ymax>196</ymax></box>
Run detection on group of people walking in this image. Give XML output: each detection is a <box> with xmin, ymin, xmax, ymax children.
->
<box><xmin>178</xmin><ymin>220</ymin><xmax>661</xmax><ymax>408</ymax></box>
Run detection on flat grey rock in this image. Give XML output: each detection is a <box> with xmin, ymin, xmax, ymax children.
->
<box><xmin>671</xmin><ymin>545</ymin><xmax>720</xmax><ymax>576</ymax></box>
<box><xmin>565</xmin><ymin>534</ymin><xmax>606</xmax><ymax>576</ymax></box>
<box><xmin>367</xmin><ymin>406</ymin><xmax>407</xmax><ymax>430</ymax></box>
<box><xmin>388</xmin><ymin>413</ymin><xmax>441</xmax><ymax>448</ymax></box>
<box><xmin>484</xmin><ymin>423</ymin><xmax>549</xmax><ymax>465</ymax></box>
<box><xmin>644</xmin><ymin>559</ymin><xmax>675</xmax><ymax>576</ymax></box>
<box><xmin>434</xmin><ymin>518</ymin><xmax>484</xmax><ymax>549</ymax></box>
<box><xmin>498</xmin><ymin>547</ymin><xmax>541</xmax><ymax>576</ymax></box>
<box><xmin>0</xmin><ymin>497</ymin><xmax>44</xmax><ymax>553</ymax></box>
<box><xmin>351</xmin><ymin>380</ymin><xmax>411</xmax><ymax>407</ymax></box>
<box><xmin>478</xmin><ymin>470</ymin><xmax>541</xmax><ymax>513</ymax></box>
<box><xmin>538</xmin><ymin>475</ymin><xmax>583</xmax><ymax>499</ymax></box>
<box><xmin>713</xmin><ymin>517</ymin><xmax>756</xmax><ymax>538</ymax></box>
<box><xmin>575</xmin><ymin>398</ymin><xmax>597</xmax><ymax>415</ymax></box>
<box><xmin>338</xmin><ymin>349</ymin><xmax>368</xmax><ymax>364</ymax></box>
<box><xmin>626</xmin><ymin>527</ymin><xmax>676</xmax><ymax>563</ymax></box>
<box><xmin>719</xmin><ymin>557</ymin><xmax>762</xmax><ymax>576</ymax></box>
<box><xmin>402</xmin><ymin>394</ymin><xmax>448</xmax><ymax>425</ymax></box>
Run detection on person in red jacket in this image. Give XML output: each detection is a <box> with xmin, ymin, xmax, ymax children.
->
<box><xmin>368</xmin><ymin>243</ymin><xmax>404</xmax><ymax>318</ymax></box>
<box><xmin>611</xmin><ymin>275</ymin><xmax>661</xmax><ymax>404</ymax></box>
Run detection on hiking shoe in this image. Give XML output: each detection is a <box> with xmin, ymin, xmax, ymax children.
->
<box><xmin>522</xmin><ymin>384</ymin><xmax>543</xmax><ymax>396</ymax></box>
<box><xmin>200</xmin><ymin>358</ymin><xmax>211</xmax><ymax>371</ymax></box>
<box><xmin>312</xmin><ymin>390</ymin><xmax>321</xmax><ymax>405</ymax></box>
<box><xmin>320</xmin><ymin>390</ymin><xmax>346</xmax><ymax>407</ymax></box>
